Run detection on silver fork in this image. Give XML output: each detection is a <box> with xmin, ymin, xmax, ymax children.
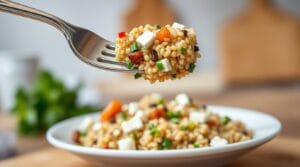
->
<box><xmin>0</xmin><ymin>0</ymin><xmax>140</xmax><ymax>72</ymax></box>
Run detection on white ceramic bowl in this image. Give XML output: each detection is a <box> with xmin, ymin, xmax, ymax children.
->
<box><xmin>47</xmin><ymin>105</ymin><xmax>281</xmax><ymax>167</ymax></box>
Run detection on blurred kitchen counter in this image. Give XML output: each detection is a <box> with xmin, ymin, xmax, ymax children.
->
<box><xmin>0</xmin><ymin>84</ymin><xmax>299</xmax><ymax>161</ymax></box>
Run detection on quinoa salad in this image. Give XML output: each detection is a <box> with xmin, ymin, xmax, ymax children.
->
<box><xmin>72</xmin><ymin>94</ymin><xmax>252</xmax><ymax>150</ymax></box>
<box><xmin>115</xmin><ymin>22</ymin><xmax>201</xmax><ymax>83</ymax></box>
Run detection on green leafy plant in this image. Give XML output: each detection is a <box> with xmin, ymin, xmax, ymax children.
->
<box><xmin>11</xmin><ymin>70</ymin><xmax>98</xmax><ymax>136</ymax></box>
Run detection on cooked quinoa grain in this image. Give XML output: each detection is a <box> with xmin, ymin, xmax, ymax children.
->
<box><xmin>115</xmin><ymin>22</ymin><xmax>201</xmax><ymax>83</ymax></box>
<box><xmin>72</xmin><ymin>94</ymin><xmax>252</xmax><ymax>150</ymax></box>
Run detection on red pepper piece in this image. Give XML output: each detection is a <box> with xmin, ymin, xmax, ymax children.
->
<box><xmin>118</xmin><ymin>32</ymin><xmax>126</xmax><ymax>38</ymax></box>
<box><xmin>207</xmin><ymin>120</ymin><xmax>217</xmax><ymax>127</ymax></box>
<box><xmin>128</xmin><ymin>51</ymin><xmax>144</xmax><ymax>65</ymax></box>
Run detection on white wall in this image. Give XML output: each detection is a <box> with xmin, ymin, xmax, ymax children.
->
<box><xmin>0</xmin><ymin>0</ymin><xmax>299</xmax><ymax>83</ymax></box>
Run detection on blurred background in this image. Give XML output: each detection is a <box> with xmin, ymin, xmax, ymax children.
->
<box><xmin>0</xmin><ymin>0</ymin><xmax>299</xmax><ymax>163</ymax></box>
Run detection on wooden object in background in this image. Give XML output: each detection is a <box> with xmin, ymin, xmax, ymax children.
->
<box><xmin>122</xmin><ymin>0</ymin><xmax>175</xmax><ymax>31</ymax></box>
<box><xmin>219</xmin><ymin>0</ymin><xmax>300</xmax><ymax>85</ymax></box>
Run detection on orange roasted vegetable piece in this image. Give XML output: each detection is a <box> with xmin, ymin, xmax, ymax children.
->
<box><xmin>156</xmin><ymin>27</ymin><xmax>172</xmax><ymax>42</ymax></box>
<box><xmin>100</xmin><ymin>100</ymin><xmax>122</xmax><ymax>122</ymax></box>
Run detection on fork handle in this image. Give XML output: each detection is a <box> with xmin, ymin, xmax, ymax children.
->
<box><xmin>0</xmin><ymin>0</ymin><xmax>71</xmax><ymax>37</ymax></box>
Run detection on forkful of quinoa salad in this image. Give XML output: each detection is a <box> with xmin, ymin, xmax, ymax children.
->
<box><xmin>115</xmin><ymin>22</ymin><xmax>201</xmax><ymax>83</ymax></box>
<box><xmin>0</xmin><ymin>1</ymin><xmax>200</xmax><ymax>83</ymax></box>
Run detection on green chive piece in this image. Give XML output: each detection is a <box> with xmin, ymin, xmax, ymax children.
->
<box><xmin>119</xmin><ymin>112</ymin><xmax>128</xmax><ymax>120</ymax></box>
<box><xmin>193</xmin><ymin>143</ymin><xmax>200</xmax><ymax>148</ymax></box>
<box><xmin>170</xmin><ymin>118</ymin><xmax>180</xmax><ymax>124</ymax></box>
<box><xmin>127</xmin><ymin>61</ymin><xmax>134</xmax><ymax>69</ymax></box>
<box><xmin>156</xmin><ymin>24</ymin><xmax>161</xmax><ymax>29</ymax></box>
<box><xmin>156</xmin><ymin>61</ymin><xmax>164</xmax><ymax>71</ymax></box>
<box><xmin>149</xmin><ymin>124</ymin><xmax>160</xmax><ymax>137</ymax></box>
<box><xmin>180</xmin><ymin>47</ymin><xmax>187</xmax><ymax>54</ymax></box>
<box><xmin>171</xmin><ymin>74</ymin><xmax>177</xmax><ymax>78</ymax></box>
<box><xmin>220</xmin><ymin>116</ymin><xmax>231</xmax><ymax>124</ymax></box>
<box><xmin>79</xmin><ymin>131</ymin><xmax>87</xmax><ymax>137</ymax></box>
<box><xmin>130</xmin><ymin>42</ymin><xmax>139</xmax><ymax>52</ymax></box>
<box><xmin>158</xmin><ymin>99</ymin><xmax>165</xmax><ymax>105</ymax></box>
<box><xmin>161</xmin><ymin>138</ymin><xmax>172</xmax><ymax>149</ymax></box>
<box><xmin>131</xmin><ymin>133</ymin><xmax>137</xmax><ymax>140</ymax></box>
<box><xmin>134</xmin><ymin>73</ymin><xmax>142</xmax><ymax>79</ymax></box>
<box><xmin>166</xmin><ymin>111</ymin><xmax>181</xmax><ymax>120</ymax></box>
<box><xmin>180</xmin><ymin>125</ymin><xmax>188</xmax><ymax>131</ymax></box>
<box><xmin>188</xmin><ymin>63</ymin><xmax>196</xmax><ymax>73</ymax></box>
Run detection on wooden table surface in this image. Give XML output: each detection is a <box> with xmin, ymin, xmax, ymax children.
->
<box><xmin>0</xmin><ymin>85</ymin><xmax>299</xmax><ymax>166</ymax></box>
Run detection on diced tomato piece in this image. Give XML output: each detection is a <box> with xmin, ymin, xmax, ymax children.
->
<box><xmin>149</xmin><ymin>108</ymin><xmax>166</xmax><ymax>120</ymax></box>
<box><xmin>207</xmin><ymin>120</ymin><xmax>217</xmax><ymax>127</ymax></box>
<box><xmin>118</xmin><ymin>32</ymin><xmax>126</xmax><ymax>38</ymax></box>
<box><xmin>128</xmin><ymin>51</ymin><xmax>144</xmax><ymax>65</ymax></box>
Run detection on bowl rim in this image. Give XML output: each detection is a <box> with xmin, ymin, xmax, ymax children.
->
<box><xmin>46</xmin><ymin>105</ymin><xmax>281</xmax><ymax>159</ymax></box>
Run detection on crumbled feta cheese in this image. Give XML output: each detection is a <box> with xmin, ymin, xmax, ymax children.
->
<box><xmin>172</xmin><ymin>22</ymin><xmax>185</xmax><ymax>29</ymax></box>
<box><xmin>92</xmin><ymin>122</ymin><xmax>102</xmax><ymax>131</ymax></box>
<box><xmin>159</xmin><ymin>59</ymin><xmax>172</xmax><ymax>72</ymax></box>
<box><xmin>189</xmin><ymin>111</ymin><xmax>208</xmax><ymax>123</ymax></box>
<box><xmin>118</xmin><ymin>137</ymin><xmax>136</xmax><ymax>150</ymax></box>
<box><xmin>210</xmin><ymin>136</ymin><xmax>228</xmax><ymax>147</ymax></box>
<box><xmin>79</xmin><ymin>117</ymin><xmax>94</xmax><ymax>131</ymax></box>
<box><xmin>136</xmin><ymin>31</ymin><xmax>156</xmax><ymax>49</ymax></box>
<box><xmin>175</xmin><ymin>93</ymin><xmax>191</xmax><ymax>109</ymax></box>
<box><xmin>128</xmin><ymin>102</ymin><xmax>139</xmax><ymax>115</ymax></box>
<box><xmin>135</xmin><ymin>110</ymin><xmax>144</xmax><ymax>119</ymax></box>
<box><xmin>121</xmin><ymin>116</ymin><xmax>143</xmax><ymax>133</ymax></box>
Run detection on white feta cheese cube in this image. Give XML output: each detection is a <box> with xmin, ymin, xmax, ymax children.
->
<box><xmin>172</xmin><ymin>22</ymin><xmax>185</xmax><ymax>29</ymax></box>
<box><xmin>210</xmin><ymin>136</ymin><xmax>228</xmax><ymax>147</ymax></box>
<box><xmin>128</xmin><ymin>102</ymin><xmax>139</xmax><ymax>115</ymax></box>
<box><xmin>79</xmin><ymin>117</ymin><xmax>94</xmax><ymax>131</ymax></box>
<box><xmin>118</xmin><ymin>137</ymin><xmax>136</xmax><ymax>150</ymax></box>
<box><xmin>92</xmin><ymin>122</ymin><xmax>102</xmax><ymax>131</ymax></box>
<box><xmin>136</xmin><ymin>31</ymin><xmax>156</xmax><ymax>49</ymax></box>
<box><xmin>189</xmin><ymin>111</ymin><xmax>208</xmax><ymax>123</ymax></box>
<box><xmin>158</xmin><ymin>59</ymin><xmax>172</xmax><ymax>72</ymax></box>
<box><xmin>121</xmin><ymin>117</ymin><xmax>143</xmax><ymax>133</ymax></box>
<box><xmin>135</xmin><ymin>110</ymin><xmax>144</xmax><ymax>119</ymax></box>
<box><xmin>175</xmin><ymin>94</ymin><xmax>191</xmax><ymax>109</ymax></box>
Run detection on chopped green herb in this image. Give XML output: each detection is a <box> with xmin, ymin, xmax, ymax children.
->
<box><xmin>134</xmin><ymin>73</ymin><xmax>142</xmax><ymax>79</ymax></box>
<box><xmin>131</xmin><ymin>133</ymin><xmax>137</xmax><ymax>140</ymax></box>
<box><xmin>119</xmin><ymin>112</ymin><xmax>128</xmax><ymax>120</ymax></box>
<box><xmin>166</xmin><ymin>111</ymin><xmax>181</xmax><ymax>120</ymax></box>
<box><xmin>158</xmin><ymin>99</ymin><xmax>165</xmax><ymax>105</ymax></box>
<box><xmin>127</xmin><ymin>61</ymin><xmax>134</xmax><ymax>69</ymax></box>
<box><xmin>155</xmin><ymin>24</ymin><xmax>161</xmax><ymax>29</ymax></box>
<box><xmin>188</xmin><ymin>63</ymin><xmax>196</xmax><ymax>73</ymax></box>
<box><xmin>193</xmin><ymin>143</ymin><xmax>200</xmax><ymax>148</ymax></box>
<box><xmin>180</xmin><ymin>125</ymin><xmax>188</xmax><ymax>131</ymax></box>
<box><xmin>161</xmin><ymin>138</ymin><xmax>172</xmax><ymax>149</ymax></box>
<box><xmin>156</xmin><ymin>61</ymin><xmax>164</xmax><ymax>71</ymax></box>
<box><xmin>130</xmin><ymin>42</ymin><xmax>139</xmax><ymax>52</ymax></box>
<box><xmin>79</xmin><ymin>131</ymin><xmax>87</xmax><ymax>137</ymax></box>
<box><xmin>188</xmin><ymin>121</ymin><xmax>196</xmax><ymax>130</ymax></box>
<box><xmin>220</xmin><ymin>116</ymin><xmax>231</xmax><ymax>124</ymax></box>
<box><xmin>180</xmin><ymin>47</ymin><xmax>187</xmax><ymax>54</ymax></box>
<box><xmin>170</xmin><ymin>118</ymin><xmax>180</xmax><ymax>124</ymax></box>
<box><xmin>171</xmin><ymin>74</ymin><xmax>177</xmax><ymax>78</ymax></box>
<box><xmin>148</xmin><ymin>124</ymin><xmax>160</xmax><ymax>137</ymax></box>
